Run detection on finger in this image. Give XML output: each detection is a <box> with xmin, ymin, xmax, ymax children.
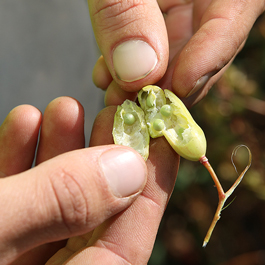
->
<box><xmin>0</xmin><ymin>146</ymin><xmax>147</xmax><ymax>264</ymax></box>
<box><xmin>155</xmin><ymin>2</ymin><xmax>194</xmax><ymax>96</ymax></box>
<box><xmin>0</xmin><ymin>105</ymin><xmax>41</xmax><ymax>176</ymax></box>
<box><xmin>93</xmin><ymin>56</ymin><xmax>138</xmax><ymax>106</ymax></box>
<box><xmin>192</xmin><ymin>0</ymin><xmax>212</xmax><ymax>32</ymax></box>
<box><xmin>89</xmin><ymin>106</ymin><xmax>117</xmax><ymax>147</ymax></box>
<box><xmin>35</xmin><ymin>97</ymin><xmax>85</xmax><ymax>164</ymax></box>
<box><xmin>88</xmin><ymin>0</ymin><xmax>169</xmax><ymax>91</ymax></box>
<box><xmin>59</xmin><ymin>107</ymin><xmax>179</xmax><ymax>264</ymax></box>
<box><xmin>13</xmin><ymin>97</ymin><xmax>85</xmax><ymax>264</ymax></box>
<box><xmin>44</xmin><ymin>232</ymin><xmax>94</xmax><ymax>265</ymax></box>
<box><xmin>181</xmin><ymin>56</ymin><xmax>235</xmax><ymax>107</ymax></box>
<box><xmin>104</xmin><ymin>80</ymin><xmax>138</xmax><ymax>106</ymax></box>
<box><xmin>93</xmin><ymin>55</ymin><xmax>113</xmax><ymax>90</ymax></box>
<box><xmin>172</xmin><ymin>0</ymin><xmax>265</xmax><ymax>98</ymax></box>
<box><xmin>160</xmin><ymin>1</ymin><xmax>194</xmax><ymax>62</ymax></box>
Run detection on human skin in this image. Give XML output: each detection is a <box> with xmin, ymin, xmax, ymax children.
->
<box><xmin>0</xmin><ymin>97</ymin><xmax>179</xmax><ymax>265</ymax></box>
<box><xmin>90</xmin><ymin>0</ymin><xmax>265</xmax><ymax>107</ymax></box>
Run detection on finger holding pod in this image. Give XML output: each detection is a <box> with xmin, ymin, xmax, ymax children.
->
<box><xmin>112</xmin><ymin>99</ymin><xmax>150</xmax><ymax>161</ymax></box>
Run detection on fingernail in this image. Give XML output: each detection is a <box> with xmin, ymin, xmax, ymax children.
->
<box><xmin>100</xmin><ymin>148</ymin><xmax>147</xmax><ymax>197</ymax></box>
<box><xmin>113</xmin><ymin>40</ymin><xmax>158</xmax><ymax>82</ymax></box>
<box><xmin>186</xmin><ymin>71</ymin><xmax>216</xmax><ymax>98</ymax></box>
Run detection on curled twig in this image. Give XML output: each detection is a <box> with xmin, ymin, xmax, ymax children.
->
<box><xmin>201</xmin><ymin>145</ymin><xmax>252</xmax><ymax>247</ymax></box>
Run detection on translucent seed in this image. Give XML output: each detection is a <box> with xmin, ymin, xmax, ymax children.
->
<box><xmin>153</xmin><ymin>119</ymin><xmax>165</xmax><ymax>131</ymax></box>
<box><xmin>160</xmin><ymin>104</ymin><xmax>171</xmax><ymax>117</ymax></box>
<box><xmin>146</xmin><ymin>93</ymin><xmax>156</xmax><ymax>108</ymax></box>
<box><xmin>123</xmin><ymin>113</ymin><xmax>136</xmax><ymax>125</ymax></box>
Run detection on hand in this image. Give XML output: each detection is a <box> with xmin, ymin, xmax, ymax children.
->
<box><xmin>0</xmin><ymin>97</ymin><xmax>146</xmax><ymax>264</ymax></box>
<box><xmin>89</xmin><ymin>0</ymin><xmax>265</xmax><ymax>106</ymax></box>
<box><xmin>0</xmin><ymin>97</ymin><xmax>179</xmax><ymax>264</ymax></box>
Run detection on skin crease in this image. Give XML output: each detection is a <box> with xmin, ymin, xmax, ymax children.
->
<box><xmin>91</xmin><ymin>0</ymin><xmax>265</xmax><ymax>107</ymax></box>
<box><xmin>0</xmin><ymin>98</ymin><xmax>179</xmax><ymax>265</ymax></box>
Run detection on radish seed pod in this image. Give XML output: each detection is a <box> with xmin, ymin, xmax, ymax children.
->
<box><xmin>112</xmin><ymin>99</ymin><xmax>150</xmax><ymax>161</ymax></box>
<box><xmin>112</xmin><ymin>86</ymin><xmax>251</xmax><ymax>247</ymax></box>
<box><xmin>138</xmin><ymin>85</ymin><xmax>207</xmax><ymax>161</ymax></box>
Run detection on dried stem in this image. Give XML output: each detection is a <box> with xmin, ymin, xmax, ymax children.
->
<box><xmin>200</xmin><ymin>145</ymin><xmax>252</xmax><ymax>247</ymax></box>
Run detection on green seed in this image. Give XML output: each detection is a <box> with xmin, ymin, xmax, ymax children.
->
<box><xmin>177</xmin><ymin>127</ymin><xmax>185</xmax><ymax>140</ymax></box>
<box><xmin>146</xmin><ymin>93</ymin><xmax>156</xmax><ymax>108</ymax></box>
<box><xmin>153</xmin><ymin>119</ymin><xmax>165</xmax><ymax>131</ymax></box>
<box><xmin>160</xmin><ymin>104</ymin><xmax>171</xmax><ymax>117</ymax></box>
<box><xmin>123</xmin><ymin>113</ymin><xmax>135</xmax><ymax>125</ymax></box>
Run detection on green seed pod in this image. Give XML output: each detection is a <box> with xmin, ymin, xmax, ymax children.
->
<box><xmin>112</xmin><ymin>99</ymin><xmax>150</xmax><ymax>161</ymax></box>
<box><xmin>138</xmin><ymin>85</ymin><xmax>206</xmax><ymax>161</ymax></box>
<box><xmin>162</xmin><ymin>89</ymin><xmax>206</xmax><ymax>161</ymax></box>
<box><xmin>138</xmin><ymin>85</ymin><xmax>167</xmax><ymax>138</ymax></box>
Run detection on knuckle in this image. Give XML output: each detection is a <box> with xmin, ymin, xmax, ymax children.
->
<box><xmin>92</xmin><ymin>0</ymin><xmax>145</xmax><ymax>33</ymax></box>
<box><xmin>93</xmin><ymin>0</ymin><xmax>144</xmax><ymax>17</ymax></box>
<box><xmin>49</xmin><ymin>167</ymin><xmax>90</xmax><ymax>232</ymax></box>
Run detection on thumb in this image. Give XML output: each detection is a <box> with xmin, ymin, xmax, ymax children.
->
<box><xmin>88</xmin><ymin>0</ymin><xmax>168</xmax><ymax>91</ymax></box>
<box><xmin>0</xmin><ymin>146</ymin><xmax>147</xmax><ymax>264</ymax></box>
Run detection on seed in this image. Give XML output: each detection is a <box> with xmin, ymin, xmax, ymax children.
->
<box><xmin>123</xmin><ymin>113</ymin><xmax>136</xmax><ymax>125</ymax></box>
<box><xmin>160</xmin><ymin>104</ymin><xmax>171</xmax><ymax>117</ymax></box>
<box><xmin>146</xmin><ymin>93</ymin><xmax>156</xmax><ymax>108</ymax></box>
<box><xmin>153</xmin><ymin>119</ymin><xmax>165</xmax><ymax>131</ymax></box>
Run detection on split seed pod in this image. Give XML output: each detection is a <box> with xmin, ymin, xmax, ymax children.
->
<box><xmin>112</xmin><ymin>99</ymin><xmax>150</xmax><ymax>161</ymax></box>
<box><xmin>112</xmin><ymin>86</ymin><xmax>251</xmax><ymax>246</ymax></box>
<box><xmin>138</xmin><ymin>85</ymin><xmax>207</xmax><ymax>161</ymax></box>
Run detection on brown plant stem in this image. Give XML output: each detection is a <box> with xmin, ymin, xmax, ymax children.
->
<box><xmin>199</xmin><ymin>145</ymin><xmax>252</xmax><ymax>247</ymax></box>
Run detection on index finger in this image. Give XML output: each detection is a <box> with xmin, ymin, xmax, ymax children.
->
<box><xmin>172</xmin><ymin>0</ymin><xmax>265</xmax><ymax>99</ymax></box>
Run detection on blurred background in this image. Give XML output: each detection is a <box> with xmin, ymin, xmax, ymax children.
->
<box><xmin>1</xmin><ymin>1</ymin><xmax>265</xmax><ymax>265</ymax></box>
<box><xmin>0</xmin><ymin>0</ymin><xmax>104</xmax><ymax>144</ymax></box>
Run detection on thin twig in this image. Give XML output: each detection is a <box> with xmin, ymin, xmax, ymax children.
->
<box><xmin>200</xmin><ymin>145</ymin><xmax>252</xmax><ymax>247</ymax></box>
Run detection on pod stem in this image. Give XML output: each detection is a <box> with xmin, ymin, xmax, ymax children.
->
<box><xmin>199</xmin><ymin>145</ymin><xmax>252</xmax><ymax>247</ymax></box>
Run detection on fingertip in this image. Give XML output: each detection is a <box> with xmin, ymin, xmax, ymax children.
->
<box><xmin>89</xmin><ymin>0</ymin><xmax>169</xmax><ymax>92</ymax></box>
<box><xmin>113</xmin><ymin>39</ymin><xmax>158</xmax><ymax>83</ymax></box>
<box><xmin>100</xmin><ymin>147</ymin><xmax>147</xmax><ymax>198</ymax></box>
<box><xmin>36</xmin><ymin>97</ymin><xmax>85</xmax><ymax>163</ymax></box>
<box><xmin>171</xmin><ymin>37</ymin><xmax>221</xmax><ymax>99</ymax></box>
<box><xmin>0</xmin><ymin>105</ymin><xmax>42</xmax><ymax>175</ymax></box>
<box><xmin>43</xmin><ymin>97</ymin><xmax>84</xmax><ymax>134</ymax></box>
<box><xmin>111</xmin><ymin>37</ymin><xmax>168</xmax><ymax>92</ymax></box>
<box><xmin>92</xmin><ymin>55</ymin><xmax>113</xmax><ymax>90</ymax></box>
<box><xmin>172</xmin><ymin>0</ymin><xmax>263</xmax><ymax>100</ymax></box>
<box><xmin>4</xmin><ymin>104</ymin><xmax>42</xmax><ymax>131</ymax></box>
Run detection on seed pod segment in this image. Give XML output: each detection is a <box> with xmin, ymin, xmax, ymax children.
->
<box><xmin>163</xmin><ymin>89</ymin><xmax>207</xmax><ymax>161</ymax></box>
<box><xmin>112</xmin><ymin>86</ymin><xmax>251</xmax><ymax>247</ymax></box>
<box><xmin>138</xmin><ymin>85</ymin><xmax>207</xmax><ymax>161</ymax></box>
<box><xmin>112</xmin><ymin>99</ymin><xmax>150</xmax><ymax>161</ymax></box>
<box><xmin>138</xmin><ymin>85</ymin><xmax>167</xmax><ymax>138</ymax></box>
